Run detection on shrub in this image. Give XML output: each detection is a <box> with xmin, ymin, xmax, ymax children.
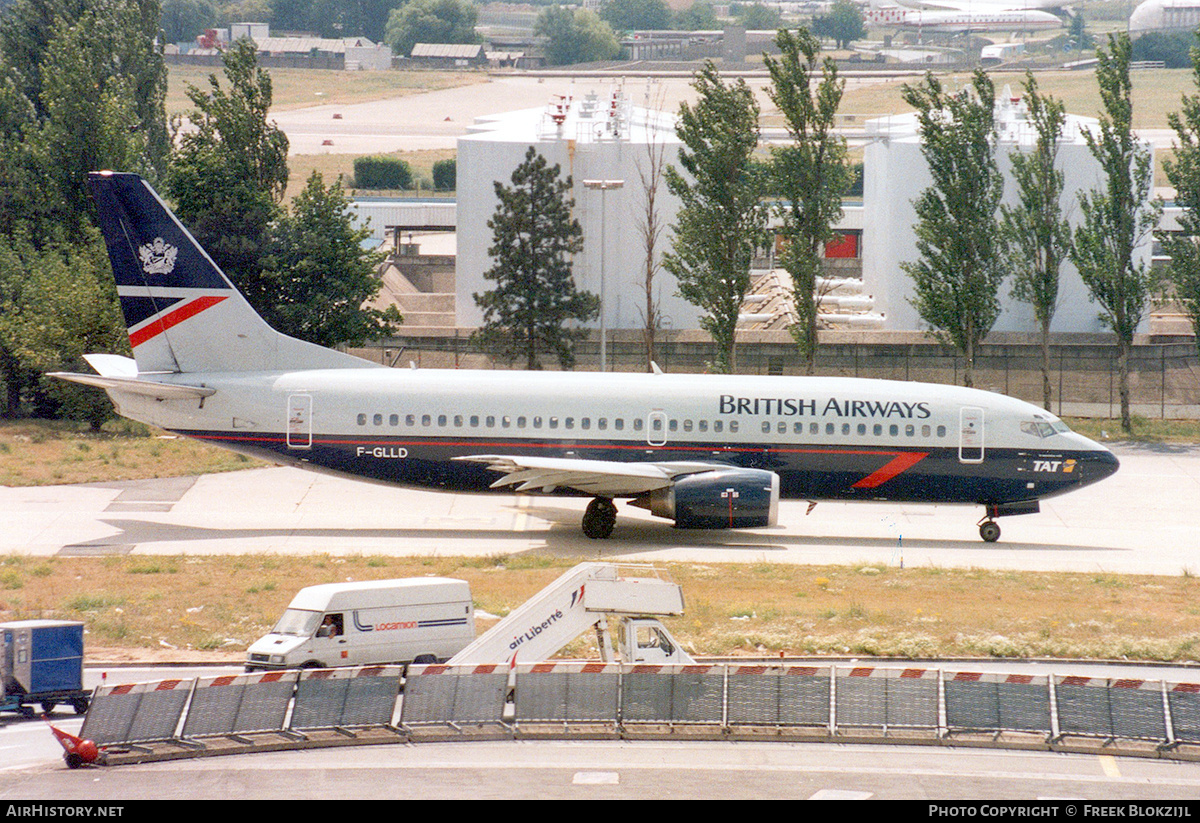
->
<box><xmin>432</xmin><ymin>158</ymin><xmax>456</xmax><ymax>191</ymax></box>
<box><xmin>353</xmin><ymin>156</ymin><xmax>412</xmax><ymax>190</ymax></box>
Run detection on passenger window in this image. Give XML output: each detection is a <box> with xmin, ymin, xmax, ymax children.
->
<box><xmin>683</xmin><ymin>420</ymin><xmax>693</xmax><ymax>432</ymax></box>
<box><xmin>549</xmin><ymin>417</ymin><xmax>558</xmax><ymax>429</ymax></box>
<box><xmin>533</xmin><ymin>416</ymin><xmax>542</xmax><ymax>428</ymax></box>
<box><xmin>614</xmin><ymin>418</ymin><xmax>624</xmax><ymax>431</ymax></box>
<box><xmin>502</xmin><ymin>416</ymin><xmax>511</xmax><ymax>428</ymax></box>
<box><xmin>810</xmin><ymin>422</ymin><xmax>819</xmax><ymax>435</ymax></box>
<box><xmin>713</xmin><ymin>420</ymin><xmax>722</xmax><ymax>433</ymax></box>
<box><xmin>517</xmin><ymin>416</ymin><xmax>526</xmax><ymax>428</ymax></box>
<box><xmin>698</xmin><ymin>420</ymin><xmax>708</xmax><ymax>433</ymax></box>
<box><xmin>826</xmin><ymin>422</ymin><xmax>835</xmax><ymax>435</ymax></box>
<box><xmin>486</xmin><ymin>415</ymin><xmax>495</xmax><ymax>427</ymax></box>
<box><xmin>357</xmin><ymin>413</ymin><xmax>366</xmax><ymax>426</ymax></box>
<box><xmin>857</xmin><ymin>423</ymin><xmax>867</xmax><ymax>436</ymax></box>
<box><xmin>922</xmin><ymin>425</ymin><xmax>931</xmax><ymax>437</ymax></box>
<box><xmin>729</xmin><ymin>421</ymin><xmax>739</xmax><ymax>433</ymax></box>
<box><xmin>373</xmin><ymin>414</ymin><xmax>382</xmax><ymax>426</ymax></box>
<box><xmin>582</xmin><ymin>418</ymin><xmax>591</xmax><ymax>430</ymax></box>
<box><xmin>422</xmin><ymin>414</ymin><xmax>431</xmax><ymax>427</ymax></box>
<box><xmin>470</xmin><ymin>415</ymin><xmax>480</xmax><ymax>427</ymax></box>
<box><xmin>406</xmin><ymin>414</ymin><xmax>415</xmax><ymax>426</ymax></box>
<box><xmin>937</xmin><ymin>425</ymin><xmax>947</xmax><ymax>437</ymax></box>
<box><xmin>874</xmin><ymin>424</ymin><xmax>882</xmax><ymax>436</ymax></box>
<box><xmin>889</xmin><ymin>424</ymin><xmax>899</xmax><ymax>436</ymax></box>
<box><xmin>437</xmin><ymin>414</ymin><xmax>447</xmax><ymax>427</ymax></box>
<box><xmin>599</xmin><ymin>418</ymin><xmax>608</xmax><ymax>430</ymax></box>
<box><xmin>667</xmin><ymin>419</ymin><xmax>676</xmax><ymax>432</ymax></box>
<box><xmin>906</xmin><ymin>424</ymin><xmax>914</xmax><ymax>437</ymax></box>
<box><xmin>652</xmin><ymin>418</ymin><xmax>662</xmax><ymax>431</ymax></box>
<box><xmin>565</xmin><ymin>418</ymin><xmax>575</xmax><ymax>429</ymax></box>
<box><xmin>389</xmin><ymin>414</ymin><xmax>399</xmax><ymax>426</ymax></box>
<box><xmin>634</xmin><ymin>419</ymin><xmax>644</xmax><ymax>431</ymax></box>
<box><xmin>842</xmin><ymin>423</ymin><xmax>850</xmax><ymax>436</ymax></box>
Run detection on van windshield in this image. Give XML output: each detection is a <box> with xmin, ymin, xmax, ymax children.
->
<box><xmin>272</xmin><ymin>608</ymin><xmax>323</xmax><ymax>637</ymax></box>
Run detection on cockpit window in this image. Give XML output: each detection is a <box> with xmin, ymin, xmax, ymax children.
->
<box><xmin>1021</xmin><ymin>418</ymin><xmax>1069</xmax><ymax>438</ymax></box>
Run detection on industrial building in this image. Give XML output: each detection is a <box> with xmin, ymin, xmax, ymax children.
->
<box><xmin>862</xmin><ymin>88</ymin><xmax>1156</xmax><ymax>335</ymax></box>
<box><xmin>455</xmin><ymin>87</ymin><xmax>692</xmax><ymax>334</ymax></box>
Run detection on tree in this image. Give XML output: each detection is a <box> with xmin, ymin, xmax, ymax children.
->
<box><xmin>1164</xmin><ymin>32</ymin><xmax>1200</xmax><ymax>360</ymax></box>
<box><xmin>764</xmin><ymin>27</ymin><xmax>853</xmax><ymax>373</ymax></box>
<box><xmin>535</xmin><ymin>6</ymin><xmax>619</xmax><ymax>66</ymax></box>
<box><xmin>0</xmin><ymin>0</ymin><xmax>166</xmax><ymax>423</ymax></box>
<box><xmin>1070</xmin><ymin>33</ymin><xmax>1162</xmax><ymax>434</ymax></box>
<box><xmin>664</xmin><ymin>62</ymin><xmax>767</xmax><ymax>374</ymax></box>
<box><xmin>672</xmin><ymin>1</ymin><xmax>715</xmax><ymax>30</ymax></box>
<box><xmin>735</xmin><ymin>3</ymin><xmax>781</xmax><ymax>30</ymax></box>
<box><xmin>265</xmin><ymin>172</ymin><xmax>401</xmax><ymax>348</ymax></box>
<box><xmin>812</xmin><ymin>0</ymin><xmax>864</xmax><ymax>50</ymax></box>
<box><xmin>0</xmin><ymin>229</ymin><xmax>125</xmax><ymax>424</ymax></box>
<box><xmin>473</xmin><ymin>147</ymin><xmax>599</xmax><ymax>370</ymax></box>
<box><xmin>168</xmin><ymin>38</ymin><xmax>289</xmax><ymax>317</ymax></box>
<box><xmin>600</xmin><ymin>0</ymin><xmax>670</xmax><ymax>32</ymax></box>
<box><xmin>160</xmin><ymin>0</ymin><xmax>216</xmax><ymax>44</ymax></box>
<box><xmin>900</xmin><ymin>70</ymin><xmax>1005</xmax><ymax>388</ymax></box>
<box><xmin>0</xmin><ymin>0</ymin><xmax>168</xmax><ymax>230</ymax></box>
<box><xmin>1000</xmin><ymin>73</ymin><xmax>1070</xmax><ymax>411</ymax></box>
<box><xmin>384</xmin><ymin>0</ymin><xmax>478</xmax><ymax>56</ymax></box>
<box><xmin>634</xmin><ymin>88</ymin><xmax>670</xmax><ymax>372</ymax></box>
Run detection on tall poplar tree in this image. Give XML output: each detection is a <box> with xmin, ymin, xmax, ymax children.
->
<box><xmin>1070</xmin><ymin>32</ymin><xmax>1162</xmax><ymax>433</ymax></box>
<box><xmin>1163</xmin><ymin>32</ymin><xmax>1200</xmax><ymax>360</ymax></box>
<box><xmin>665</xmin><ymin>61</ymin><xmax>767</xmax><ymax>374</ymax></box>
<box><xmin>473</xmin><ymin>146</ymin><xmax>599</xmax><ymax>370</ymax></box>
<box><xmin>1000</xmin><ymin>73</ymin><xmax>1070</xmax><ymax>411</ymax></box>
<box><xmin>765</xmin><ymin>27</ymin><xmax>853</xmax><ymax>374</ymax></box>
<box><xmin>901</xmin><ymin>70</ymin><xmax>1005</xmax><ymax>388</ymax></box>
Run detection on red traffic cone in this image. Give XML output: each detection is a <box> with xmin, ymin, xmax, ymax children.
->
<box><xmin>45</xmin><ymin>717</ymin><xmax>101</xmax><ymax>768</ymax></box>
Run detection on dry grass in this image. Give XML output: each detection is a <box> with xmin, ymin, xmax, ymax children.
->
<box><xmin>0</xmin><ymin>420</ymin><xmax>266</xmax><ymax>487</ymax></box>
<box><xmin>841</xmin><ymin>68</ymin><xmax>1196</xmax><ymax>131</ymax></box>
<box><xmin>3</xmin><ymin>553</ymin><xmax>1200</xmax><ymax>664</ymax></box>
<box><xmin>165</xmin><ymin>64</ymin><xmax>487</xmax><ymax>116</ymax></box>
<box><xmin>286</xmin><ymin>148</ymin><xmax>458</xmax><ymax>201</ymax></box>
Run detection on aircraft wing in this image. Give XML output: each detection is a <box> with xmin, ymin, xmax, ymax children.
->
<box><xmin>453</xmin><ymin>454</ymin><xmax>731</xmax><ymax>497</ymax></box>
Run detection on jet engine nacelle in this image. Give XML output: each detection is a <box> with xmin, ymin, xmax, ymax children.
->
<box><xmin>639</xmin><ymin>469</ymin><xmax>780</xmax><ymax>529</ymax></box>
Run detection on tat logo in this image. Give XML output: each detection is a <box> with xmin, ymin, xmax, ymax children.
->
<box><xmin>1033</xmin><ymin>459</ymin><xmax>1076</xmax><ymax>473</ymax></box>
<box><xmin>138</xmin><ymin>237</ymin><xmax>178</xmax><ymax>275</ymax></box>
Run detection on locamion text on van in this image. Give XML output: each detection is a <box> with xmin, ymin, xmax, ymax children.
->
<box><xmin>245</xmin><ymin>578</ymin><xmax>474</xmax><ymax>671</ymax></box>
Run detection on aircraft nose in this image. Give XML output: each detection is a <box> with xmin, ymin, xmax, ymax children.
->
<box><xmin>1081</xmin><ymin>446</ymin><xmax>1120</xmax><ymax>484</ymax></box>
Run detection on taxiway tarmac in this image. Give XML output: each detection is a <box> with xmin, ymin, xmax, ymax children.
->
<box><xmin>0</xmin><ymin>442</ymin><xmax>1196</xmax><ymax>575</ymax></box>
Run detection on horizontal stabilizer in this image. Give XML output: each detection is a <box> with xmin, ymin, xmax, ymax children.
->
<box><xmin>48</xmin><ymin>372</ymin><xmax>215</xmax><ymax>401</ymax></box>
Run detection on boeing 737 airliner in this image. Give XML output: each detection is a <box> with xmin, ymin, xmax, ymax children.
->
<box><xmin>52</xmin><ymin>172</ymin><xmax>1119</xmax><ymax>542</ymax></box>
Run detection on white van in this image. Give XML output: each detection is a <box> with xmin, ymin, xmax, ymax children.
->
<box><xmin>245</xmin><ymin>578</ymin><xmax>474</xmax><ymax>671</ymax></box>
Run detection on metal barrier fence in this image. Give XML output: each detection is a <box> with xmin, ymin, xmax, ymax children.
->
<box><xmin>78</xmin><ymin>663</ymin><xmax>1200</xmax><ymax>760</ymax></box>
<box><xmin>81</xmin><ymin>666</ymin><xmax>402</xmax><ymax>747</ymax></box>
<box><xmin>402</xmin><ymin>663</ymin><xmax>1200</xmax><ymax>752</ymax></box>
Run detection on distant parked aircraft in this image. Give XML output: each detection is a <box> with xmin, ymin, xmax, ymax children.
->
<box><xmin>862</xmin><ymin>0</ymin><xmax>1065</xmax><ymax>32</ymax></box>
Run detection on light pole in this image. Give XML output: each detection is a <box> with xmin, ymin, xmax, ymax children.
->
<box><xmin>582</xmin><ymin>179</ymin><xmax>624</xmax><ymax>372</ymax></box>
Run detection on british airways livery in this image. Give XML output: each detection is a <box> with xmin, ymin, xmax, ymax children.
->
<box><xmin>52</xmin><ymin>171</ymin><xmax>1120</xmax><ymax>543</ymax></box>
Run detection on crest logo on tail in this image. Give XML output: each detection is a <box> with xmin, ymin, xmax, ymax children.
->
<box><xmin>138</xmin><ymin>237</ymin><xmax>178</xmax><ymax>276</ymax></box>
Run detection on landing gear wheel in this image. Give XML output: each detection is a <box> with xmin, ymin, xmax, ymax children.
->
<box><xmin>979</xmin><ymin>520</ymin><xmax>1001</xmax><ymax>543</ymax></box>
<box><xmin>582</xmin><ymin>497</ymin><xmax>617</xmax><ymax>540</ymax></box>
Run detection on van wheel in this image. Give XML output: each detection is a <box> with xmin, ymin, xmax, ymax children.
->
<box><xmin>300</xmin><ymin>661</ymin><xmax>324</xmax><ymax>670</ymax></box>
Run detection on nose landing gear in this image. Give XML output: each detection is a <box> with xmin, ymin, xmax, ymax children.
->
<box><xmin>978</xmin><ymin>518</ymin><xmax>1001</xmax><ymax>543</ymax></box>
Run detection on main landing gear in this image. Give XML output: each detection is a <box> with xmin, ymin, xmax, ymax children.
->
<box><xmin>582</xmin><ymin>497</ymin><xmax>617</xmax><ymax>540</ymax></box>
